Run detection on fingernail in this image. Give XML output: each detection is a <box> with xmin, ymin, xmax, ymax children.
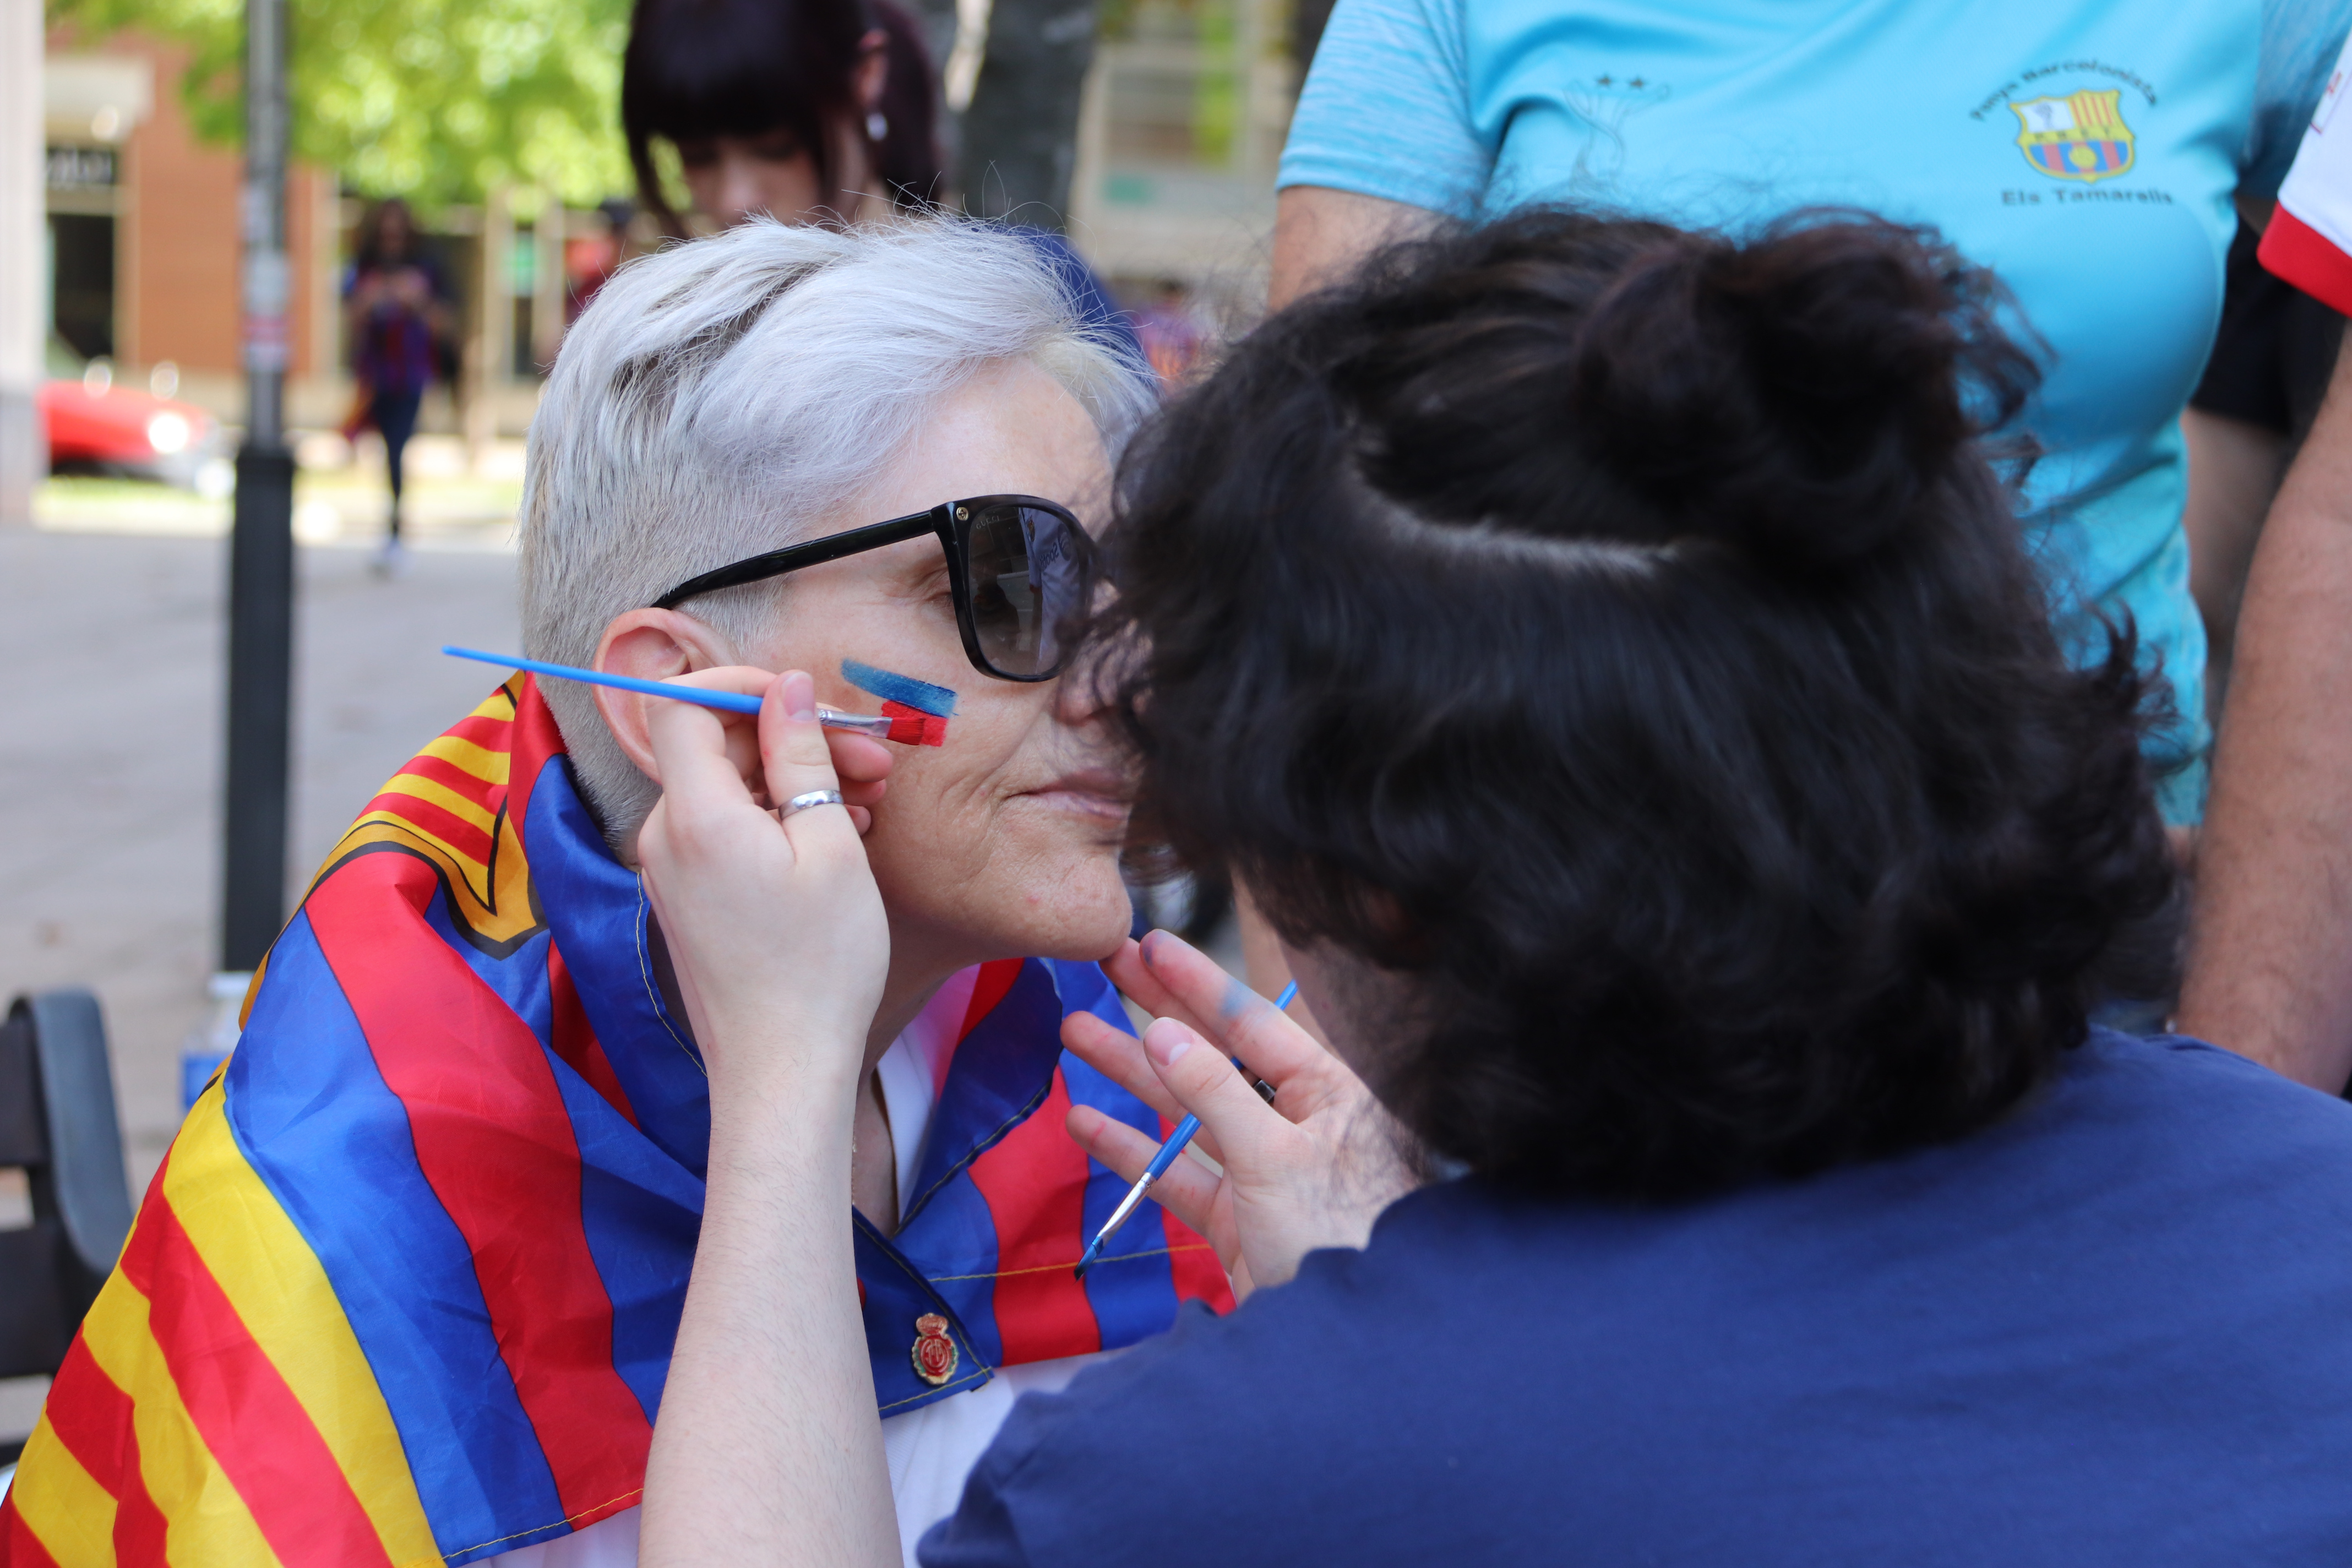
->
<box><xmin>1144</xmin><ymin>1018</ymin><xmax>1195</xmax><ymax>1069</ymax></box>
<box><xmin>781</xmin><ymin>671</ymin><xmax>816</xmax><ymax>722</ymax></box>
<box><xmin>1140</xmin><ymin>928</ymin><xmax>1195</xmax><ymax>966</ymax></box>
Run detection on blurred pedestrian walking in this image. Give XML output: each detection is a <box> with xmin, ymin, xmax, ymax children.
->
<box><xmin>344</xmin><ymin>198</ymin><xmax>453</xmax><ymax>575</ymax></box>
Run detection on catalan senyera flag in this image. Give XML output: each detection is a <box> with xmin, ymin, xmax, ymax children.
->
<box><xmin>0</xmin><ymin>675</ymin><xmax>1231</xmax><ymax>1568</ymax></box>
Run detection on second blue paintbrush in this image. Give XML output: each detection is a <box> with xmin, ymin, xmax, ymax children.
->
<box><xmin>1074</xmin><ymin>979</ymin><xmax>1298</xmax><ymax>1279</ymax></box>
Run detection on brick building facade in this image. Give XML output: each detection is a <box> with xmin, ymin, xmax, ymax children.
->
<box><xmin>45</xmin><ymin>30</ymin><xmax>337</xmax><ymax>415</ymax></box>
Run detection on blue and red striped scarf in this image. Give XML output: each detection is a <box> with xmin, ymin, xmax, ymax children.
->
<box><xmin>1</xmin><ymin>675</ymin><xmax>1229</xmax><ymax>1568</ymax></box>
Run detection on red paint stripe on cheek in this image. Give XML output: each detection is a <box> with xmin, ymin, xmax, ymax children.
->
<box><xmin>881</xmin><ymin>700</ymin><xmax>950</xmax><ymax>747</ymax></box>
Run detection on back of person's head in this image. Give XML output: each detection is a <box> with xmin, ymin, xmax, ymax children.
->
<box><xmin>1098</xmin><ymin>208</ymin><xmax>2177</xmax><ymax>1199</ymax></box>
<box><xmin>623</xmin><ymin>0</ymin><xmax>939</xmax><ymax>233</ymax></box>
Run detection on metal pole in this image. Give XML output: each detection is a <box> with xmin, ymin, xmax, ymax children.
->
<box><xmin>220</xmin><ymin>0</ymin><xmax>297</xmax><ymax>971</ymax></box>
<box><xmin>0</xmin><ymin>0</ymin><xmax>43</xmax><ymax>527</ymax></box>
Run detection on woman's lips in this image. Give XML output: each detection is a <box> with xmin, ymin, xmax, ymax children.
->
<box><xmin>1019</xmin><ymin>768</ymin><xmax>1132</xmax><ymax>820</ymax></box>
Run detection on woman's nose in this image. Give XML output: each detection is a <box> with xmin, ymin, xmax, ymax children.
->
<box><xmin>1051</xmin><ymin>663</ymin><xmax>1113</xmax><ymax>731</ymax></box>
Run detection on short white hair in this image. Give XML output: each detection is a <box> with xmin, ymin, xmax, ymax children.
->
<box><xmin>519</xmin><ymin>216</ymin><xmax>1157</xmax><ymax>836</ymax></box>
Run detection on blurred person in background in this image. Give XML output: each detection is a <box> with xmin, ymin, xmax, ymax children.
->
<box><xmin>620</xmin><ymin>0</ymin><xmax>1136</xmax><ymax>349</ymax></box>
<box><xmin>1242</xmin><ymin>0</ymin><xmax>2352</xmax><ymax>1019</ymax></box>
<box><xmin>2181</xmin><ymin>41</ymin><xmax>2352</xmax><ymax>1088</ymax></box>
<box><xmin>1128</xmin><ymin>279</ymin><xmax>1210</xmax><ymax>386</ymax></box>
<box><xmin>624</xmin><ymin>0</ymin><xmax>939</xmax><ymax>231</ymax></box>
<box><xmin>345</xmin><ymin>197</ymin><xmax>453</xmax><ymax>575</ymax></box>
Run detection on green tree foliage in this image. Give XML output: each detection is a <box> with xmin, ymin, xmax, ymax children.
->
<box><xmin>48</xmin><ymin>0</ymin><xmax>634</xmax><ymax>208</ymax></box>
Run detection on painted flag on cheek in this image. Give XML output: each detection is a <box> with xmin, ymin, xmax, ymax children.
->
<box><xmin>0</xmin><ymin>676</ymin><xmax>1231</xmax><ymax>1567</ymax></box>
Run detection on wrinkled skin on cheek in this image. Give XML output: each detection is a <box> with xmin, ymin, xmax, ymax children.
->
<box><xmin>750</xmin><ymin>361</ymin><xmax>1134</xmax><ymax>974</ymax></box>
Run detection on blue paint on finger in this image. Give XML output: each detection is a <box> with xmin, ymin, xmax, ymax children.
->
<box><xmin>1219</xmin><ymin>975</ymin><xmax>1253</xmax><ymax>1022</ymax></box>
<box><xmin>841</xmin><ymin>658</ymin><xmax>959</xmax><ymax>717</ymax></box>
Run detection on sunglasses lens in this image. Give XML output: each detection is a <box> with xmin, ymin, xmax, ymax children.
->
<box><xmin>963</xmin><ymin>503</ymin><xmax>1090</xmax><ymax>677</ymax></box>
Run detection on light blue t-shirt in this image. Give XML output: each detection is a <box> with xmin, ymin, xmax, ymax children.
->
<box><xmin>1280</xmin><ymin>0</ymin><xmax>2349</xmax><ymax>821</ymax></box>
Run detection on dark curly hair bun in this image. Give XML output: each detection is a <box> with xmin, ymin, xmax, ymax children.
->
<box><xmin>1566</xmin><ymin>220</ymin><xmax>2037</xmax><ymax>573</ymax></box>
<box><xmin>1094</xmin><ymin>207</ymin><xmax>2176</xmax><ymax>1200</ymax></box>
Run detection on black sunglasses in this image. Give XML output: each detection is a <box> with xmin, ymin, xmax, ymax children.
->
<box><xmin>651</xmin><ymin>494</ymin><xmax>1096</xmax><ymax>683</ymax></box>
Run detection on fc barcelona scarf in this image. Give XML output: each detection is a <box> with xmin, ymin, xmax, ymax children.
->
<box><xmin>1</xmin><ymin>675</ymin><xmax>1230</xmax><ymax>1568</ymax></box>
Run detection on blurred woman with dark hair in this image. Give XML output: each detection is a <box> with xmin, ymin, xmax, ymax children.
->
<box><xmin>623</xmin><ymin>0</ymin><xmax>939</xmax><ymax>232</ymax></box>
<box><xmin>624</xmin><ymin>207</ymin><xmax>2352</xmax><ymax>1566</ymax></box>
<box><xmin>620</xmin><ymin>0</ymin><xmax>1132</xmax><ymax>342</ymax></box>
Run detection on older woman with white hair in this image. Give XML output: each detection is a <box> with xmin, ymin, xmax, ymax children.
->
<box><xmin>0</xmin><ymin>218</ymin><xmax>1228</xmax><ymax>1568</ymax></box>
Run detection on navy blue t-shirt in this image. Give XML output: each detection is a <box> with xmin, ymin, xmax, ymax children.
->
<box><xmin>923</xmin><ymin>1031</ymin><xmax>2352</xmax><ymax>1566</ymax></box>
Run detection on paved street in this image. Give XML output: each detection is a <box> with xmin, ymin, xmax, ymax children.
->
<box><xmin>2</xmin><ymin>510</ymin><xmax>521</xmax><ymax>1191</ymax></box>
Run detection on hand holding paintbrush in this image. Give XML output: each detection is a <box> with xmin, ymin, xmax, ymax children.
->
<box><xmin>1057</xmin><ymin>932</ymin><xmax>1420</xmax><ymax>1302</ymax></box>
<box><xmin>1071</xmin><ymin>979</ymin><xmax>1292</xmax><ymax>1280</ymax></box>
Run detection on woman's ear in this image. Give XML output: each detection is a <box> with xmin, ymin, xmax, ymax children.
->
<box><xmin>593</xmin><ymin>610</ymin><xmax>741</xmax><ymax>783</ymax></box>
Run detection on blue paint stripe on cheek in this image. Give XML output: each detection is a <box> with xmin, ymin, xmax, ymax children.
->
<box><xmin>841</xmin><ymin>658</ymin><xmax>960</xmax><ymax>717</ymax></box>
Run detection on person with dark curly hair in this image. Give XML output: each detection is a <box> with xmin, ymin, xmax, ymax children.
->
<box><xmin>618</xmin><ymin>210</ymin><xmax>2352</xmax><ymax>1566</ymax></box>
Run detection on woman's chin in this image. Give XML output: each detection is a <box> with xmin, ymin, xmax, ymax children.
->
<box><xmin>1007</xmin><ymin>873</ymin><xmax>1135</xmax><ymax>964</ymax></box>
<box><xmin>878</xmin><ymin>854</ymin><xmax>1134</xmax><ymax>968</ymax></box>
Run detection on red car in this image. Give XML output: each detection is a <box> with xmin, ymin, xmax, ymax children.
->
<box><xmin>42</xmin><ymin>353</ymin><xmax>226</xmax><ymax>490</ymax></box>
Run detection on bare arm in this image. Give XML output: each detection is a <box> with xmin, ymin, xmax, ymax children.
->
<box><xmin>2180</xmin><ymin>407</ymin><xmax>2289</xmax><ymax>699</ymax></box>
<box><xmin>634</xmin><ymin>670</ymin><xmax>900</xmax><ymax>1568</ymax></box>
<box><xmin>641</xmin><ymin>1039</ymin><xmax>894</xmax><ymax>1568</ymax></box>
<box><xmin>1268</xmin><ymin>186</ymin><xmax>1445</xmax><ymax>311</ymax></box>
<box><xmin>2179</xmin><ymin>329</ymin><xmax>2352</xmax><ymax>1090</ymax></box>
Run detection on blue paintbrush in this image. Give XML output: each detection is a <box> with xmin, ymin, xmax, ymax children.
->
<box><xmin>442</xmin><ymin>646</ymin><xmax>948</xmax><ymax>744</ymax></box>
<box><xmin>1073</xmin><ymin>979</ymin><xmax>1298</xmax><ymax>1279</ymax></box>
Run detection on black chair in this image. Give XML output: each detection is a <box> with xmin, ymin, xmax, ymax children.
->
<box><xmin>1</xmin><ymin>990</ymin><xmax>134</xmax><ymax>1464</ymax></box>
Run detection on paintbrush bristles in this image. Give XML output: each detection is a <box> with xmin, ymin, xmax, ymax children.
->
<box><xmin>880</xmin><ymin>700</ymin><xmax>950</xmax><ymax>747</ymax></box>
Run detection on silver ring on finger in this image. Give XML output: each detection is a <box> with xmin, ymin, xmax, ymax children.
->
<box><xmin>778</xmin><ymin>789</ymin><xmax>845</xmax><ymax>819</ymax></box>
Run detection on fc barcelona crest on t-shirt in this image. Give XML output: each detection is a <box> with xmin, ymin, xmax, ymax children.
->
<box><xmin>2012</xmin><ymin>89</ymin><xmax>2137</xmax><ymax>182</ymax></box>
